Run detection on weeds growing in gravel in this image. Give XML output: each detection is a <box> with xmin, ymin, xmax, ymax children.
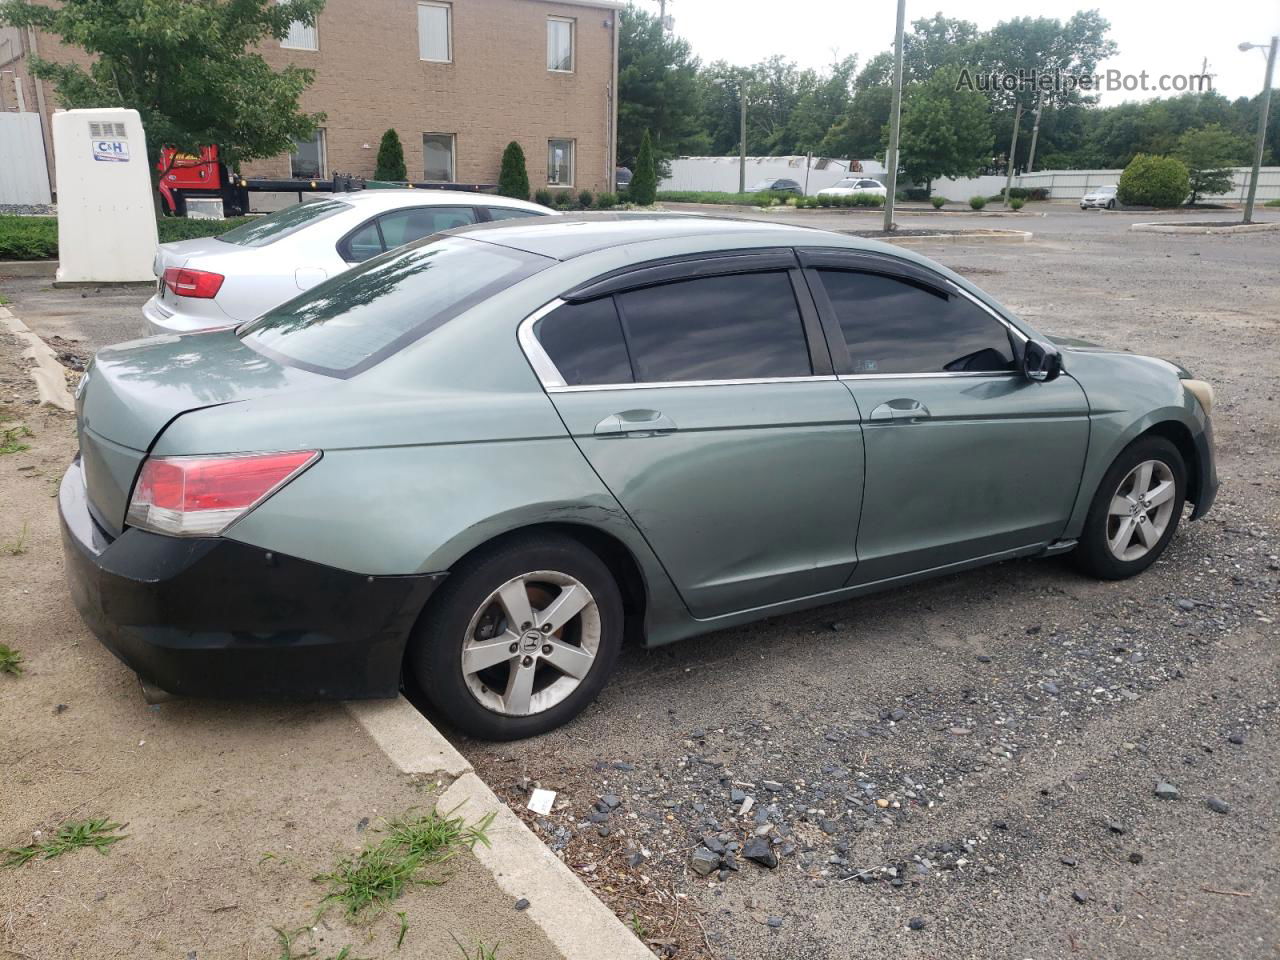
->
<box><xmin>314</xmin><ymin>808</ymin><xmax>495</xmax><ymax>918</ymax></box>
<box><xmin>271</xmin><ymin>925</ymin><xmax>367</xmax><ymax>960</ymax></box>
<box><xmin>3</xmin><ymin>522</ymin><xmax>28</xmax><ymax>556</ymax></box>
<box><xmin>3</xmin><ymin>818</ymin><xmax>126</xmax><ymax>867</ymax></box>
<box><xmin>451</xmin><ymin>935</ymin><xmax>500</xmax><ymax>959</ymax></box>
<box><xmin>0</xmin><ymin>425</ymin><xmax>33</xmax><ymax>455</ymax></box>
<box><xmin>0</xmin><ymin>644</ymin><xmax>23</xmax><ymax>675</ymax></box>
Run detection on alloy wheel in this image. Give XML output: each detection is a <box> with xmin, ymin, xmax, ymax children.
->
<box><xmin>1106</xmin><ymin>459</ymin><xmax>1177</xmax><ymax>562</ymax></box>
<box><xmin>460</xmin><ymin>571</ymin><xmax>600</xmax><ymax>717</ymax></box>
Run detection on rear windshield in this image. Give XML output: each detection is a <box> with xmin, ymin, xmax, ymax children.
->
<box><xmin>239</xmin><ymin>236</ymin><xmax>548</xmax><ymax>377</ymax></box>
<box><xmin>216</xmin><ymin>199</ymin><xmax>351</xmax><ymax>247</ymax></box>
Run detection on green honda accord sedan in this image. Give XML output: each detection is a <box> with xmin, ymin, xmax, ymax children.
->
<box><xmin>60</xmin><ymin>215</ymin><xmax>1218</xmax><ymax>739</ymax></box>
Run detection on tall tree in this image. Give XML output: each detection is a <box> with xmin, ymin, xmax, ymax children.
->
<box><xmin>0</xmin><ymin>0</ymin><xmax>326</xmax><ymax>195</ymax></box>
<box><xmin>898</xmin><ymin>68</ymin><xmax>992</xmax><ymax>192</ymax></box>
<box><xmin>630</xmin><ymin>129</ymin><xmax>657</xmax><ymax>205</ymax></box>
<box><xmin>498</xmin><ymin>141</ymin><xmax>531</xmax><ymax>200</ymax></box>
<box><xmin>902</xmin><ymin>13</ymin><xmax>979</xmax><ymax>83</ymax></box>
<box><xmin>617</xmin><ymin>3</ymin><xmax>704</xmax><ymax>170</ymax></box>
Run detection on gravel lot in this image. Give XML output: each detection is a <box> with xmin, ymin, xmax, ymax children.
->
<box><xmin>443</xmin><ymin>213</ymin><xmax>1280</xmax><ymax>959</ymax></box>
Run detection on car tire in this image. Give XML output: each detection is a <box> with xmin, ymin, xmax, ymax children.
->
<box><xmin>1073</xmin><ymin>435</ymin><xmax>1186</xmax><ymax>581</ymax></box>
<box><xmin>1106</xmin><ymin>199</ymin><xmax>1115</xmax><ymax>210</ymax></box>
<box><xmin>408</xmin><ymin>533</ymin><xmax>624</xmax><ymax>740</ymax></box>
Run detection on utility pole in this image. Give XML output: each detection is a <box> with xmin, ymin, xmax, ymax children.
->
<box><xmin>882</xmin><ymin>0</ymin><xmax>907</xmax><ymax>232</ymax></box>
<box><xmin>1026</xmin><ymin>89</ymin><xmax>1044</xmax><ymax>175</ymax></box>
<box><xmin>739</xmin><ymin>83</ymin><xmax>747</xmax><ymax>194</ymax></box>
<box><xmin>1002</xmin><ymin>101</ymin><xmax>1023</xmax><ymax>208</ymax></box>
<box><xmin>1242</xmin><ymin>36</ymin><xmax>1277</xmax><ymax>224</ymax></box>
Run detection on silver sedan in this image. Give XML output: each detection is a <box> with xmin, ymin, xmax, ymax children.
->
<box><xmin>142</xmin><ymin>190</ymin><xmax>556</xmax><ymax>335</ymax></box>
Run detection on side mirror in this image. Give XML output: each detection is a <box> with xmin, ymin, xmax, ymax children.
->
<box><xmin>1022</xmin><ymin>339</ymin><xmax>1063</xmax><ymax>383</ymax></box>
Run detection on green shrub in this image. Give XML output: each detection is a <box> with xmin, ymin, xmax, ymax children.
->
<box><xmin>0</xmin><ymin>215</ymin><xmax>255</xmax><ymax>261</ymax></box>
<box><xmin>156</xmin><ymin>216</ymin><xmax>253</xmax><ymax>242</ymax></box>
<box><xmin>1117</xmin><ymin>154</ymin><xmax>1190</xmax><ymax>208</ymax></box>
<box><xmin>1009</xmin><ymin>197</ymin><xmax>1025</xmax><ymax>210</ymax></box>
<box><xmin>374</xmin><ymin>129</ymin><xmax>407</xmax><ymax>182</ymax></box>
<box><xmin>1266</xmin><ymin>198</ymin><xmax>1280</xmax><ymax>207</ymax></box>
<box><xmin>630</xmin><ymin>130</ymin><xmax>658</xmax><ymax>206</ymax></box>
<box><xmin>930</xmin><ymin>196</ymin><xmax>946</xmax><ymax>209</ymax></box>
<box><xmin>818</xmin><ymin>194</ymin><xmax>833</xmax><ymax>207</ymax></box>
<box><xmin>533</xmin><ymin>188</ymin><xmax>553</xmax><ymax>207</ymax></box>
<box><xmin>552</xmin><ymin>190</ymin><xmax>574</xmax><ymax>208</ymax></box>
<box><xmin>498</xmin><ymin>141</ymin><xmax>531</xmax><ymax>200</ymax></box>
<box><xmin>577</xmin><ymin>189</ymin><xmax>593</xmax><ymax>209</ymax></box>
<box><xmin>596</xmin><ymin>191</ymin><xmax>617</xmax><ymax>209</ymax></box>
<box><xmin>969</xmin><ymin>195</ymin><xmax>987</xmax><ymax>210</ymax></box>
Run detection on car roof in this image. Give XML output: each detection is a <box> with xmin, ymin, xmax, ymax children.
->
<box><xmin>443</xmin><ymin>212</ymin><xmax>874</xmax><ymax>261</ymax></box>
<box><xmin>335</xmin><ymin>190</ymin><xmax>555</xmax><ymax>214</ymax></box>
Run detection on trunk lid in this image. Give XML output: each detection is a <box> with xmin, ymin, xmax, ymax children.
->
<box><xmin>152</xmin><ymin>236</ymin><xmax>239</xmax><ymax>276</ymax></box>
<box><xmin>77</xmin><ymin>329</ymin><xmax>329</xmax><ymax>535</ymax></box>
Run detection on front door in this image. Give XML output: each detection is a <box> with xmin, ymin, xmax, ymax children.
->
<box><xmin>531</xmin><ymin>263</ymin><xmax>866</xmax><ymax>619</ymax></box>
<box><xmin>803</xmin><ymin>256</ymin><xmax>1090</xmax><ymax>584</ymax></box>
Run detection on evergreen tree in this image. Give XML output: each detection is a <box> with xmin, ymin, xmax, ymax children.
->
<box><xmin>374</xmin><ymin>129</ymin><xmax>406</xmax><ymax>181</ymax></box>
<box><xmin>498</xmin><ymin>141</ymin><xmax>531</xmax><ymax>200</ymax></box>
<box><xmin>630</xmin><ymin>130</ymin><xmax>657</xmax><ymax>205</ymax></box>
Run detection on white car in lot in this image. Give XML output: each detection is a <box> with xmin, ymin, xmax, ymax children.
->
<box><xmin>816</xmin><ymin>177</ymin><xmax>887</xmax><ymax>200</ymax></box>
<box><xmin>143</xmin><ymin>190</ymin><xmax>555</xmax><ymax>335</ymax></box>
<box><xmin>1080</xmin><ymin>185</ymin><xmax>1119</xmax><ymax>210</ymax></box>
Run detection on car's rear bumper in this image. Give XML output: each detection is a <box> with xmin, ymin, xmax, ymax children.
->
<box><xmin>142</xmin><ymin>293</ymin><xmax>236</xmax><ymax>337</ymax></box>
<box><xmin>58</xmin><ymin>458</ymin><xmax>444</xmax><ymax>700</ymax></box>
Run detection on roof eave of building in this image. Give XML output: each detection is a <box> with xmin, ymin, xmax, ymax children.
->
<box><xmin>526</xmin><ymin>0</ymin><xmax>625</xmax><ymax>11</ymax></box>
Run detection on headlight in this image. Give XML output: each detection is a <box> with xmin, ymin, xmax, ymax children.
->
<box><xmin>1182</xmin><ymin>378</ymin><xmax>1214</xmax><ymax>415</ymax></box>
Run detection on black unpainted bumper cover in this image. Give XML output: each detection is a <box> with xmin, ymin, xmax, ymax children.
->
<box><xmin>58</xmin><ymin>459</ymin><xmax>445</xmax><ymax>700</ymax></box>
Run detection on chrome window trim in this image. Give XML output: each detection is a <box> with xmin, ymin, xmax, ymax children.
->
<box><xmin>838</xmin><ymin>371</ymin><xmax>1019</xmax><ymax>381</ymax></box>
<box><xmin>947</xmin><ymin>282</ymin><xmax>1029</xmax><ymax>343</ymax></box>
<box><xmin>518</xmin><ymin>298</ymin><xmax>570</xmax><ymax>388</ymax></box>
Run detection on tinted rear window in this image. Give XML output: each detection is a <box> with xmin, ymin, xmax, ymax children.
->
<box><xmin>616</xmin><ymin>272</ymin><xmax>812</xmax><ymax>382</ymax></box>
<box><xmin>217</xmin><ymin>199</ymin><xmax>351</xmax><ymax>247</ymax></box>
<box><xmin>536</xmin><ymin>299</ymin><xmax>633</xmax><ymax>386</ymax></box>
<box><xmin>239</xmin><ymin>236</ymin><xmax>548</xmax><ymax>376</ymax></box>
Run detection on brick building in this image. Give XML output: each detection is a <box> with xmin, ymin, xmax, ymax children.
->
<box><xmin>0</xmin><ymin>0</ymin><xmax>621</xmax><ymax>196</ymax></box>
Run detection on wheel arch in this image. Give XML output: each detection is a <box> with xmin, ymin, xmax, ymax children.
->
<box><xmin>1141</xmin><ymin>419</ymin><xmax>1201</xmax><ymax>508</ymax></box>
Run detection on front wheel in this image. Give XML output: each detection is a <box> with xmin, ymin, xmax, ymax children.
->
<box><xmin>1073</xmin><ymin>435</ymin><xmax>1186</xmax><ymax>580</ymax></box>
<box><xmin>1106</xmin><ymin>199</ymin><xmax>1116</xmax><ymax>210</ymax></box>
<box><xmin>408</xmin><ymin>534</ymin><xmax>623</xmax><ymax>740</ymax></box>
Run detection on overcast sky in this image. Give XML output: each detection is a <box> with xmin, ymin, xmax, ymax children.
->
<box><xmin>639</xmin><ymin>0</ymin><xmax>1280</xmax><ymax>104</ymax></box>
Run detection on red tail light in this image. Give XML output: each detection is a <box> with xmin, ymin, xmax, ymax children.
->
<box><xmin>127</xmin><ymin>451</ymin><xmax>319</xmax><ymax>537</ymax></box>
<box><xmin>162</xmin><ymin>266</ymin><xmax>224</xmax><ymax>299</ymax></box>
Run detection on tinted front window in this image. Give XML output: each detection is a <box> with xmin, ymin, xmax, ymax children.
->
<box><xmin>617</xmin><ymin>272</ymin><xmax>811</xmax><ymax>382</ymax></box>
<box><xmin>818</xmin><ymin>269</ymin><xmax>1015</xmax><ymax>374</ymax></box>
<box><xmin>216</xmin><ymin>199</ymin><xmax>350</xmax><ymax>247</ymax></box>
<box><xmin>240</xmin><ymin>236</ymin><xmax>547</xmax><ymax>376</ymax></box>
<box><xmin>343</xmin><ymin>220</ymin><xmax>384</xmax><ymax>262</ymax></box>
<box><xmin>536</xmin><ymin>299</ymin><xmax>633</xmax><ymax>386</ymax></box>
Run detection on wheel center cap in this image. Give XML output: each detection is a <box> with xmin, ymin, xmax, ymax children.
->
<box><xmin>522</xmin><ymin>632</ymin><xmax>542</xmax><ymax>652</ymax></box>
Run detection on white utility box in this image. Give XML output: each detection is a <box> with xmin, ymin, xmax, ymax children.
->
<box><xmin>52</xmin><ymin>108</ymin><xmax>158</xmax><ymax>283</ymax></box>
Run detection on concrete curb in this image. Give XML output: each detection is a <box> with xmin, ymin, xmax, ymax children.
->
<box><xmin>347</xmin><ymin>697</ymin><xmax>650</xmax><ymax>960</ymax></box>
<box><xmin>0</xmin><ymin>306</ymin><xmax>75</xmax><ymax>411</ymax></box>
<box><xmin>0</xmin><ymin>260</ymin><xmax>58</xmax><ymax>277</ymax></box>
<box><xmin>1129</xmin><ymin>220</ymin><xmax>1280</xmax><ymax>235</ymax></box>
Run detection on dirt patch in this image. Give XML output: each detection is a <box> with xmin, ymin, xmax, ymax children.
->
<box><xmin>0</xmin><ymin>336</ymin><xmax>559</xmax><ymax>960</ymax></box>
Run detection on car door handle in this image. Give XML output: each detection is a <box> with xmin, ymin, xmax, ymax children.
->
<box><xmin>594</xmin><ymin>409</ymin><xmax>678</xmax><ymax>438</ymax></box>
<box><xmin>869</xmin><ymin>399</ymin><xmax>931</xmax><ymax>423</ymax></box>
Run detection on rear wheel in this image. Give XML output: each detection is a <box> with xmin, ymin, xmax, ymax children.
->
<box><xmin>1073</xmin><ymin>435</ymin><xmax>1185</xmax><ymax>580</ymax></box>
<box><xmin>408</xmin><ymin>534</ymin><xmax>623</xmax><ymax>740</ymax></box>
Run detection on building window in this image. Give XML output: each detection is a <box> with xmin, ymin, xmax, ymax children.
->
<box><xmin>418</xmin><ymin>2</ymin><xmax>451</xmax><ymax>62</ymax></box>
<box><xmin>548</xmin><ymin>139</ymin><xmax>574</xmax><ymax>186</ymax></box>
<box><xmin>423</xmin><ymin>133</ymin><xmax>455</xmax><ymax>182</ymax></box>
<box><xmin>290</xmin><ymin>129</ymin><xmax>326</xmax><ymax>179</ymax></box>
<box><xmin>280</xmin><ymin>0</ymin><xmax>318</xmax><ymax>50</ymax></box>
<box><xmin>547</xmin><ymin>17</ymin><xmax>574</xmax><ymax>72</ymax></box>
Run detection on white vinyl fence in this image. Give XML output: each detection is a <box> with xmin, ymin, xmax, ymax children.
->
<box><xmin>660</xmin><ymin>156</ymin><xmax>887</xmax><ymax>195</ymax></box>
<box><xmin>0</xmin><ymin>113</ymin><xmax>52</xmax><ymax>206</ymax></box>
<box><xmin>1015</xmin><ymin>167</ymin><xmax>1280</xmax><ymax>202</ymax></box>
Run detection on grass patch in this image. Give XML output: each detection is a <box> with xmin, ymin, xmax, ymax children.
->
<box><xmin>0</xmin><ymin>643</ymin><xmax>23</xmax><ymax>675</ymax></box>
<box><xmin>0</xmin><ymin>215</ymin><xmax>254</xmax><ymax>261</ymax></box>
<box><xmin>272</xmin><ymin>926</ymin><xmax>368</xmax><ymax>960</ymax></box>
<box><xmin>4</xmin><ymin>522</ymin><xmax>29</xmax><ymax>556</ymax></box>
<box><xmin>314</xmin><ymin>808</ymin><xmax>495</xmax><ymax>919</ymax></box>
<box><xmin>3</xmin><ymin>817</ymin><xmax>126</xmax><ymax>867</ymax></box>
<box><xmin>1</xmin><ymin>425</ymin><xmax>34</xmax><ymax>455</ymax></box>
<box><xmin>1265</xmin><ymin>198</ymin><xmax>1280</xmax><ymax>208</ymax></box>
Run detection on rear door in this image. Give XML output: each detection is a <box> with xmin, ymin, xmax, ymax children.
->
<box><xmin>801</xmin><ymin>250</ymin><xmax>1090</xmax><ymax>584</ymax></box>
<box><xmin>530</xmin><ymin>253</ymin><xmax>866</xmax><ymax>619</ymax></box>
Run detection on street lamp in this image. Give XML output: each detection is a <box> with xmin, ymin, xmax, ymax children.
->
<box><xmin>1238</xmin><ymin>37</ymin><xmax>1278</xmax><ymax>224</ymax></box>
